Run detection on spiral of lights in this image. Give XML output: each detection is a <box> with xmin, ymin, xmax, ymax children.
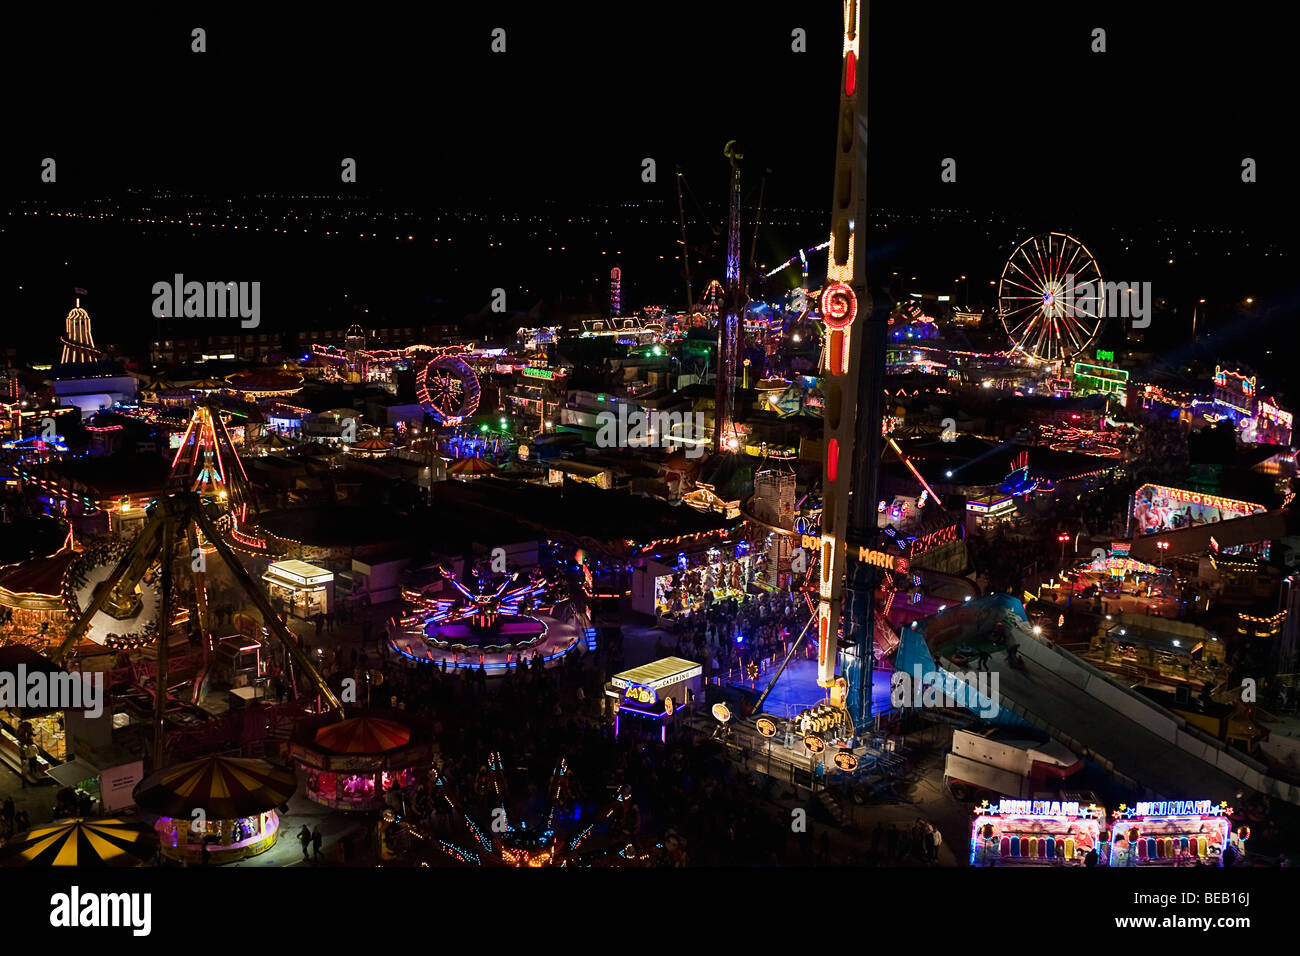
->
<box><xmin>820</xmin><ymin>282</ymin><xmax>858</xmax><ymax>330</ymax></box>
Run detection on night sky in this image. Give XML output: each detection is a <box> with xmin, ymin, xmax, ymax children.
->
<box><xmin>3</xmin><ymin>4</ymin><xmax>1294</xmax><ymax>211</ymax></box>
<box><xmin>3</xmin><ymin>4</ymin><xmax>1298</xmax><ymax>386</ymax></box>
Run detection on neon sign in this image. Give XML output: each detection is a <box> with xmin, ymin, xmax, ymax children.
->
<box><xmin>985</xmin><ymin>799</ymin><xmax>1100</xmax><ymax>819</ymax></box>
<box><xmin>624</xmin><ymin>686</ymin><xmax>656</xmax><ymax>705</ymax></box>
<box><xmin>854</xmin><ymin>547</ymin><xmax>908</xmax><ymax>573</ymax></box>
<box><xmin>909</xmin><ymin>528</ymin><xmax>961</xmax><ymax>556</ymax></box>
<box><xmin>1135</xmin><ymin>484</ymin><xmax>1264</xmax><ymax>517</ymax></box>
<box><xmin>1122</xmin><ymin>800</ymin><xmax>1229</xmax><ymax>818</ymax></box>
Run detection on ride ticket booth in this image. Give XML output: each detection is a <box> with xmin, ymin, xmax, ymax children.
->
<box><xmin>214</xmin><ymin>635</ymin><xmax>265</xmax><ymax>688</ymax></box>
<box><xmin>263</xmin><ymin>560</ymin><xmax>334</xmax><ymax>620</ymax></box>
<box><xmin>606</xmin><ymin>657</ymin><xmax>702</xmax><ymax>743</ymax></box>
<box><xmin>1105</xmin><ymin>799</ymin><xmax>1242</xmax><ymax>866</ymax></box>
<box><xmin>970</xmin><ymin>797</ymin><xmax>1106</xmax><ymax>866</ymax></box>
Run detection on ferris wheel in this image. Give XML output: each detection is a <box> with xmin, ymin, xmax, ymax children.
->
<box><xmin>416</xmin><ymin>355</ymin><xmax>481</xmax><ymax>425</ymax></box>
<box><xmin>998</xmin><ymin>232</ymin><xmax>1103</xmax><ymax>364</ymax></box>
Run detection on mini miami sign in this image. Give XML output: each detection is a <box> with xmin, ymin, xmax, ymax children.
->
<box><xmin>1123</xmin><ymin>800</ymin><xmax>1229</xmax><ymax>818</ymax></box>
<box><xmin>986</xmin><ymin>799</ymin><xmax>1099</xmax><ymax>819</ymax></box>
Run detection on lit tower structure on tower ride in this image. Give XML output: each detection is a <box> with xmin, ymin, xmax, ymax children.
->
<box><xmin>610</xmin><ymin>266</ymin><xmax>622</xmax><ymax>316</ymax></box>
<box><xmin>714</xmin><ymin>140</ymin><xmax>744</xmax><ymax>453</ymax></box>
<box><xmin>60</xmin><ymin>293</ymin><xmax>104</xmax><ymax>364</ymax></box>
<box><xmin>817</xmin><ymin>0</ymin><xmax>886</xmax><ymax>729</ymax></box>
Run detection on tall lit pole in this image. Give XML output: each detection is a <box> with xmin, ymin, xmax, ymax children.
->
<box><xmin>818</xmin><ymin>0</ymin><xmax>876</xmax><ymax>730</ymax></box>
<box><xmin>714</xmin><ymin>141</ymin><xmax>744</xmax><ymax>453</ymax></box>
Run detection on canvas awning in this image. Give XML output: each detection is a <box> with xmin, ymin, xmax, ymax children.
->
<box><xmin>45</xmin><ymin>758</ymin><xmax>101</xmax><ymax>789</ymax></box>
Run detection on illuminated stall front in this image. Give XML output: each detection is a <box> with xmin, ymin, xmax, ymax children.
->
<box><xmin>1106</xmin><ymin>800</ymin><xmax>1242</xmax><ymax>866</ymax></box>
<box><xmin>605</xmin><ymin>657</ymin><xmax>702</xmax><ymax>743</ymax></box>
<box><xmin>1131</xmin><ymin>484</ymin><xmax>1265</xmax><ymax>552</ymax></box>
<box><xmin>263</xmin><ymin>559</ymin><xmax>334</xmax><ymax>619</ymax></box>
<box><xmin>634</xmin><ymin>542</ymin><xmax>757</xmax><ymax>619</ymax></box>
<box><xmin>970</xmin><ymin>797</ymin><xmax>1106</xmax><ymax>866</ymax></box>
<box><xmin>0</xmin><ymin>646</ymin><xmax>85</xmax><ymax>784</ymax></box>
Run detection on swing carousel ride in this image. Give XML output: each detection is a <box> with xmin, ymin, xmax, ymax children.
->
<box><xmin>386</xmin><ymin>564</ymin><xmax>581</xmax><ymax>672</ymax></box>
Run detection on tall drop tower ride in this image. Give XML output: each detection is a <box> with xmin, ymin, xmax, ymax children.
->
<box><xmin>816</xmin><ymin>0</ymin><xmax>887</xmax><ymax>729</ymax></box>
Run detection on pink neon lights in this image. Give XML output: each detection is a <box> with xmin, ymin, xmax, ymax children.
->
<box><xmin>827</xmin><ymin>438</ymin><xmax>840</xmax><ymax>482</ymax></box>
<box><xmin>845</xmin><ymin>51</ymin><xmax>856</xmax><ymax>97</ymax></box>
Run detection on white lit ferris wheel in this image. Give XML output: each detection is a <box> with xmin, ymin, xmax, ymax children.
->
<box><xmin>998</xmin><ymin>232</ymin><xmax>1104</xmax><ymax>365</ymax></box>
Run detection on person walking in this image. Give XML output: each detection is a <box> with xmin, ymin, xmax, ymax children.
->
<box><xmin>298</xmin><ymin>824</ymin><xmax>312</xmax><ymax>862</ymax></box>
<box><xmin>976</xmin><ymin>649</ymin><xmax>991</xmax><ymax>671</ymax></box>
<box><xmin>312</xmin><ymin>825</ymin><xmax>323</xmax><ymax>863</ymax></box>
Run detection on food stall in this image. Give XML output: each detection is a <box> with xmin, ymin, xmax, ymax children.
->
<box><xmin>0</xmin><ymin>646</ymin><xmax>70</xmax><ymax>784</ymax></box>
<box><xmin>214</xmin><ymin>634</ymin><xmax>265</xmax><ymax>688</ymax></box>
<box><xmin>606</xmin><ymin>657</ymin><xmax>702</xmax><ymax>742</ymax></box>
<box><xmin>970</xmin><ymin>797</ymin><xmax>1106</xmax><ymax>866</ymax></box>
<box><xmin>1106</xmin><ymin>799</ymin><xmax>1241</xmax><ymax>865</ymax></box>
<box><xmin>263</xmin><ymin>559</ymin><xmax>334</xmax><ymax>620</ymax></box>
<box><xmin>45</xmin><ymin>757</ymin><xmax>144</xmax><ymax>815</ymax></box>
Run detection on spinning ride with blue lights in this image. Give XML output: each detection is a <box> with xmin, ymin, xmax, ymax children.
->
<box><xmin>389</xmin><ymin>566</ymin><xmax>557</xmax><ymax>659</ymax></box>
<box><xmin>407</xmin><ymin>752</ymin><xmax>652</xmax><ymax>867</ymax></box>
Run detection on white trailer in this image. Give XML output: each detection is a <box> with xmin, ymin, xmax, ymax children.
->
<box><xmin>944</xmin><ymin>728</ymin><xmax>1082</xmax><ymax>801</ymax></box>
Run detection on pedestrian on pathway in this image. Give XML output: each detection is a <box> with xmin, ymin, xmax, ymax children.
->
<box><xmin>977</xmin><ymin>649</ymin><xmax>991</xmax><ymax>671</ymax></box>
<box><xmin>298</xmin><ymin>824</ymin><xmax>311</xmax><ymax>861</ymax></box>
<box><xmin>312</xmin><ymin>825</ymin><xmax>323</xmax><ymax>863</ymax></box>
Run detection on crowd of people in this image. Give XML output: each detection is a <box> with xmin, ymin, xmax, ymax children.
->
<box><xmin>659</xmin><ymin>590</ymin><xmax>809</xmax><ymax>682</ymax></box>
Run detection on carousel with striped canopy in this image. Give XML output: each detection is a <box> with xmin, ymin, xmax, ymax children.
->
<box><xmin>133</xmin><ymin>755</ymin><xmax>297</xmax><ymax>864</ymax></box>
<box><xmin>290</xmin><ymin>710</ymin><xmax>437</xmax><ymax>811</ymax></box>
<box><xmin>0</xmin><ymin>817</ymin><xmax>158</xmax><ymax>868</ymax></box>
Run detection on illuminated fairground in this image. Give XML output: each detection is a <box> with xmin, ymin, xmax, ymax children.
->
<box><xmin>386</xmin><ymin>564</ymin><xmax>580</xmax><ymax>672</ymax></box>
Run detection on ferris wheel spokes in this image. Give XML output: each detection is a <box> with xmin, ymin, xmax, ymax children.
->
<box><xmin>998</xmin><ymin>232</ymin><xmax>1103</xmax><ymax>364</ymax></box>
